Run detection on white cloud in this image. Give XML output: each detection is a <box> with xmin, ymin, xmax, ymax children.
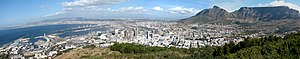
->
<box><xmin>257</xmin><ymin>0</ymin><xmax>300</xmax><ymax>11</ymax></box>
<box><xmin>82</xmin><ymin>6</ymin><xmax>104</xmax><ymax>11</ymax></box>
<box><xmin>153</xmin><ymin>6</ymin><xmax>163</xmax><ymax>11</ymax></box>
<box><xmin>44</xmin><ymin>0</ymin><xmax>128</xmax><ymax>18</ymax></box>
<box><xmin>62</xmin><ymin>8</ymin><xmax>73</xmax><ymax>11</ymax></box>
<box><xmin>44</xmin><ymin>6</ymin><xmax>106</xmax><ymax>17</ymax></box>
<box><xmin>107</xmin><ymin>8</ymin><xmax>111</xmax><ymax>10</ymax></box>
<box><xmin>45</xmin><ymin>12</ymin><xmax>66</xmax><ymax>17</ymax></box>
<box><xmin>62</xmin><ymin>0</ymin><xmax>128</xmax><ymax>7</ymax></box>
<box><xmin>168</xmin><ymin>7</ymin><xmax>199</xmax><ymax>14</ymax></box>
<box><xmin>43</xmin><ymin>0</ymin><xmax>198</xmax><ymax>19</ymax></box>
<box><xmin>111</xmin><ymin>7</ymin><xmax>147</xmax><ymax>13</ymax></box>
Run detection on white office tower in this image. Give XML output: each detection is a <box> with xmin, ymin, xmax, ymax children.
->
<box><xmin>124</xmin><ymin>29</ymin><xmax>132</xmax><ymax>40</ymax></box>
<box><xmin>120</xmin><ymin>30</ymin><xmax>125</xmax><ymax>38</ymax></box>
<box><xmin>115</xmin><ymin>29</ymin><xmax>119</xmax><ymax>35</ymax></box>
<box><xmin>44</xmin><ymin>33</ymin><xmax>50</xmax><ymax>42</ymax></box>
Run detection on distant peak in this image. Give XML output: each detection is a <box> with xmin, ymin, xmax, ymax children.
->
<box><xmin>210</xmin><ymin>6</ymin><xmax>227</xmax><ymax>11</ymax></box>
<box><xmin>195</xmin><ymin>5</ymin><xmax>233</xmax><ymax>18</ymax></box>
<box><xmin>212</xmin><ymin>6</ymin><xmax>221</xmax><ymax>9</ymax></box>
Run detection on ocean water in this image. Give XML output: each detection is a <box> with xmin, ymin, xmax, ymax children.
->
<box><xmin>0</xmin><ymin>24</ymin><xmax>106</xmax><ymax>46</ymax></box>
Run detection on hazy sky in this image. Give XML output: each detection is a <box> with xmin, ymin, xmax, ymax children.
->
<box><xmin>1</xmin><ymin>0</ymin><xmax>300</xmax><ymax>26</ymax></box>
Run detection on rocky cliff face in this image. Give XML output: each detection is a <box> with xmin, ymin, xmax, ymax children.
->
<box><xmin>195</xmin><ymin>6</ymin><xmax>234</xmax><ymax>19</ymax></box>
<box><xmin>183</xmin><ymin>6</ymin><xmax>300</xmax><ymax>23</ymax></box>
<box><xmin>181</xmin><ymin>6</ymin><xmax>234</xmax><ymax>24</ymax></box>
<box><xmin>233</xmin><ymin>6</ymin><xmax>300</xmax><ymax>21</ymax></box>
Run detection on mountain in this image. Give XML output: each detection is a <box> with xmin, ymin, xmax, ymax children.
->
<box><xmin>181</xmin><ymin>6</ymin><xmax>300</xmax><ymax>24</ymax></box>
<box><xmin>233</xmin><ymin>6</ymin><xmax>300</xmax><ymax>21</ymax></box>
<box><xmin>180</xmin><ymin>6</ymin><xmax>234</xmax><ymax>24</ymax></box>
<box><xmin>195</xmin><ymin>6</ymin><xmax>234</xmax><ymax>19</ymax></box>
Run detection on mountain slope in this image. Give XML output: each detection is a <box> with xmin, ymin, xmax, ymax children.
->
<box><xmin>180</xmin><ymin>6</ymin><xmax>235</xmax><ymax>24</ymax></box>
<box><xmin>233</xmin><ymin>6</ymin><xmax>300</xmax><ymax>21</ymax></box>
<box><xmin>181</xmin><ymin>6</ymin><xmax>300</xmax><ymax>24</ymax></box>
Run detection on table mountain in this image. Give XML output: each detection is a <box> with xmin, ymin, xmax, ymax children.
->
<box><xmin>181</xmin><ymin>6</ymin><xmax>300</xmax><ymax>24</ymax></box>
<box><xmin>233</xmin><ymin>6</ymin><xmax>300</xmax><ymax>21</ymax></box>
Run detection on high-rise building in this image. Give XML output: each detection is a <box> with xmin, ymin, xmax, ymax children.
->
<box><xmin>146</xmin><ymin>31</ymin><xmax>153</xmax><ymax>39</ymax></box>
<box><xmin>133</xmin><ymin>28</ymin><xmax>138</xmax><ymax>37</ymax></box>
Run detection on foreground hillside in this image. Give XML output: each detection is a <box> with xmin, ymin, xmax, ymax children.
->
<box><xmin>212</xmin><ymin>32</ymin><xmax>300</xmax><ymax>58</ymax></box>
<box><xmin>60</xmin><ymin>32</ymin><xmax>300</xmax><ymax>59</ymax></box>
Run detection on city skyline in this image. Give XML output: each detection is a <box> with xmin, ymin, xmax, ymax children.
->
<box><xmin>1</xmin><ymin>0</ymin><xmax>300</xmax><ymax>58</ymax></box>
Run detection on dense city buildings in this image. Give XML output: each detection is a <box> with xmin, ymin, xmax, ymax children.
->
<box><xmin>0</xmin><ymin>19</ymin><xmax>284</xmax><ymax>59</ymax></box>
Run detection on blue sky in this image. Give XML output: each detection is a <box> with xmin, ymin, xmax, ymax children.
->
<box><xmin>1</xmin><ymin>0</ymin><xmax>300</xmax><ymax>26</ymax></box>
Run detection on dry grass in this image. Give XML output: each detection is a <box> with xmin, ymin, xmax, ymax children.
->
<box><xmin>54</xmin><ymin>48</ymin><xmax>111</xmax><ymax>59</ymax></box>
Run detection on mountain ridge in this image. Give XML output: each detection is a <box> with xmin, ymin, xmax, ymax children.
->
<box><xmin>181</xmin><ymin>6</ymin><xmax>300</xmax><ymax>24</ymax></box>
